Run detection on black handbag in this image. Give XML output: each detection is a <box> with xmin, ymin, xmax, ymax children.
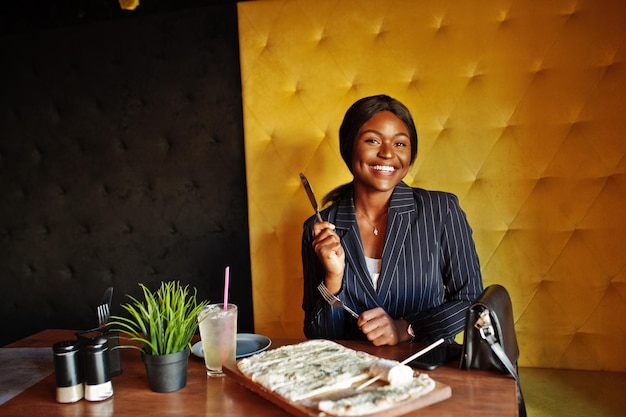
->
<box><xmin>460</xmin><ymin>284</ymin><xmax>526</xmax><ymax>417</ymax></box>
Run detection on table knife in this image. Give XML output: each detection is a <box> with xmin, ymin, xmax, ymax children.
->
<box><xmin>299</xmin><ymin>172</ymin><xmax>323</xmax><ymax>222</ymax></box>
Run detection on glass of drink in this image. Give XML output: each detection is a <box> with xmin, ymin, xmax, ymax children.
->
<box><xmin>197</xmin><ymin>303</ymin><xmax>237</xmax><ymax>377</ymax></box>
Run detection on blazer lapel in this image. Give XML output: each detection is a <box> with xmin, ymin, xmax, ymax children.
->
<box><xmin>376</xmin><ymin>183</ymin><xmax>416</xmax><ymax>305</ymax></box>
<box><xmin>334</xmin><ymin>194</ymin><xmax>381</xmax><ymax>305</ymax></box>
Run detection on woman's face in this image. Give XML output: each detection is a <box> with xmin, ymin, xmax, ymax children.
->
<box><xmin>351</xmin><ymin>111</ymin><xmax>412</xmax><ymax>194</ymax></box>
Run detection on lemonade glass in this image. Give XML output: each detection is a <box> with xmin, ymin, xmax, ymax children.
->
<box><xmin>197</xmin><ymin>303</ymin><xmax>237</xmax><ymax>376</ymax></box>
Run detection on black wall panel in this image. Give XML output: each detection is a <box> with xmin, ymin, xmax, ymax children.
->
<box><xmin>0</xmin><ymin>2</ymin><xmax>253</xmax><ymax>345</ymax></box>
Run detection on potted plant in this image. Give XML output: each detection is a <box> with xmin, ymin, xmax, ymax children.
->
<box><xmin>109</xmin><ymin>281</ymin><xmax>208</xmax><ymax>392</ymax></box>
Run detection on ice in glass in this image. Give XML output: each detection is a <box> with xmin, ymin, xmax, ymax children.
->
<box><xmin>197</xmin><ymin>303</ymin><xmax>237</xmax><ymax>376</ymax></box>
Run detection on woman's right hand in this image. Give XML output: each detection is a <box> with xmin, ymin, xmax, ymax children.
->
<box><xmin>312</xmin><ymin>221</ymin><xmax>345</xmax><ymax>293</ymax></box>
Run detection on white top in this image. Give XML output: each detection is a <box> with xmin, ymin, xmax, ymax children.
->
<box><xmin>364</xmin><ymin>256</ymin><xmax>382</xmax><ymax>290</ymax></box>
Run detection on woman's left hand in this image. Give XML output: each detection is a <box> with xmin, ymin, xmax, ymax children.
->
<box><xmin>357</xmin><ymin>308</ymin><xmax>411</xmax><ymax>346</ymax></box>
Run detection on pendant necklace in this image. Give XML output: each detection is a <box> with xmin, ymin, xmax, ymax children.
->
<box><xmin>356</xmin><ymin>209</ymin><xmax>385</xmax><ymax>236</ymax></box>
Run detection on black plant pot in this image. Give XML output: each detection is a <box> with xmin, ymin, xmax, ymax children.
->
<box><xmin>141</xmin><ymin>348</ymin><xmax>190</xmax><ymax>393</ymax></box>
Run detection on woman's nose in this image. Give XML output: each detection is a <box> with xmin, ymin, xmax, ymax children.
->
<box><xmin>377</xmin><ymin>142</ymin><xmax>393</xmax><ymax>159</ymax></box>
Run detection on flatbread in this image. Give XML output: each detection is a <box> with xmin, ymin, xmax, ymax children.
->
<box><xmin>317</xmin><ymin>373</ymin><xmax>435</xmax><ymax>416</ymax></box>
<box><xmin>236</xmin><ymin>340</ymin><xmax>437</xmax><ymax>416</ymax></box>
<box><xmin>237</xmin><ymin>340</ymin><xmax>376</xmax><ymax>401</ymax></box>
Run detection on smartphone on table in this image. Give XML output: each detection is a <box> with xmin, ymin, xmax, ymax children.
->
<box><xmin>408</xmin><ymin>343</ymin><xmax>463</xmax><ymax>371</ymax></box>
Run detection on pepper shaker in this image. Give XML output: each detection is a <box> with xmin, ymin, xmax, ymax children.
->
<box><xmin>52</xmin><ymin>340</ymin><xmax>83</xmax><ymax>403</ymax></box>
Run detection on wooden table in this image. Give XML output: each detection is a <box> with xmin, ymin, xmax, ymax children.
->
<box><xmin>0</xmin><ymin>329</ymin><xmax>518</xmax><ymax>416</ymax></box>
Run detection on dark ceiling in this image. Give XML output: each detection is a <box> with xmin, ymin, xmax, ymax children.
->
<box><xmin>1</xmin><ymin>0</ymin><xmax>241</xmax><ymax>36</ymax></box>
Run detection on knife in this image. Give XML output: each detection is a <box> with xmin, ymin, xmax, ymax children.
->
<box><xmin>299</xmin><ymin>172</ymin><xmax>323</xmax><ymax>222</ymax></box>
<box><xmin>101</xmin><ymin>287</ymin><xmax>113</xmax><ymax>309</ymax></box>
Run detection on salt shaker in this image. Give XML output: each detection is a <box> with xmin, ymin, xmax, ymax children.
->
<box><xmin>52</xmin><ymin>340</ymin><xmax>83</xmax><ymax>403</ymax></box>
<box><xmin>81</xmin><ymin>335</ymin><xmax>114</xmax><ymax>401</ymax></box>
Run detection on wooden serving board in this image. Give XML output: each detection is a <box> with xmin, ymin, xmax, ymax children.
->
<box><xmin>223</xmin><ymin>361</ymin><xmax>451</xmax><ymax>417</ymax></box>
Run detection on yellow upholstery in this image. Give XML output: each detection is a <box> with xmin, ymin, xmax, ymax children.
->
<box><xmin>237</xmin><ymin>0</ymin><xmax>626</xmax><ymax>371</ymax></box>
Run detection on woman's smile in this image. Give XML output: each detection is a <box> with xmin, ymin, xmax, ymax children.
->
<box><xmin>371</xmin><ymin>164</ymin><xmax>398</xmax><ymax>174</ymax></box>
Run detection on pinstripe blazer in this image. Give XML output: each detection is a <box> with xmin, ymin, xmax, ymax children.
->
<box><xmin>302</xmin><ymin>181</ymin><xmax>483</xmax><ymax>342</ymax></box>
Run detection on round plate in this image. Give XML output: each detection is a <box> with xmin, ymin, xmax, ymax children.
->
<box><xmin>191</xmin><ymin>333</ymin><xmax>272</xmax><ymax>360</ymax></box>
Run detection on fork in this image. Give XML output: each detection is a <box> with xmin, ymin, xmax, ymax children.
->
<box><xmin>96</xmin><ymin>287</ymin><xmax>113</xmax><ymax>329</ymax></box>
<box><xmin>317</xmin><ymin>283</ymin><xmax>359</xmax><ymax>319</ymax></box>
<box><xmin>97</xmin><ymin>303</ymin><xmax>110</xmax><ymax>329</ymax></box>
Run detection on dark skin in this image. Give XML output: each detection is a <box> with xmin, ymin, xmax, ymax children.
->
<box><xmin>311</xmin><ymin>111</ymin><xmax>414</xmax><ymax>346</ymax></box>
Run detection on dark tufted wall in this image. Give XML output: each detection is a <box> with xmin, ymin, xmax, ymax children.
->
<box><xmin>0</xmin><ymin>3</ymin><xmax>253</xmax><ymax>346</ymax></box>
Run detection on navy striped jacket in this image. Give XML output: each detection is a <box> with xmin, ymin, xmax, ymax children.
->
<box><xmin>302</xmin><ymin>181</ymin><xmax>483</xmax><ymax>342</ymax></box>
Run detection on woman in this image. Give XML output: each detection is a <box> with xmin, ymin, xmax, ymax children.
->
<box><xmin>302</xmin><ymin>94</ymin><xmax>483</xmax><ymax>346</ymax></box>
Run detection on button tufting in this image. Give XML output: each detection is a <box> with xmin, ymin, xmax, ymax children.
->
<box><xmin>80</xmin><ymin>224</ymin><xmax>91</xmax><ymax>236</ymax></box>
<box><xmin>0</xmin><ymin>3</ymin><xmax>255</xmax><ymax>348</ymax></box>
<box><xmin>238</xmin><ymin>0</ymin><xmax>626</xmax><ymax>371</ymax></box>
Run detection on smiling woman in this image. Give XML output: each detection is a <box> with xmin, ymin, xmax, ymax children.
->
<box><xmin>302</xmin><ymin>94</ymin><xmax>484</xmax><ymax>347</ymax></box>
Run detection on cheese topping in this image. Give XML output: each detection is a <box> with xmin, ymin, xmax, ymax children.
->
<box><xmin>237</xmin><ymin>340</ymin><xmax>376</xmax><ymax>401</ymax></box>
<box><xmin>318</xmin><ymin>374</ymin><xmax>435</xmax><ymax>416</ymax></box>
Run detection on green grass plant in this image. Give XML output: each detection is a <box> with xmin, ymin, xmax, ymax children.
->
<box><xmin>110</xmin><ymin>281</ymin><xmax>208</xmax><ymax>355</ymax></box>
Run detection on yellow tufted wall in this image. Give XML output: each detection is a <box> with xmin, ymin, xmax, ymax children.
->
<box><xmin>237</xmin><ymin>0</ymin><xmax>626</xmax><ymax>371</ymax></box>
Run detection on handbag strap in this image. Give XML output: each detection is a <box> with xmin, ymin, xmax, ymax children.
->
<box><xmin>475</xmin><ymin>309</ymin><xmax>527</xmax><ymax>417</ymax></box>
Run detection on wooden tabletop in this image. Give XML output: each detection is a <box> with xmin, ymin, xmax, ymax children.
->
<box><xmin>0</xmin><ymin>329</ymin><xmax>518</xmax><ymax>416</ymax></box>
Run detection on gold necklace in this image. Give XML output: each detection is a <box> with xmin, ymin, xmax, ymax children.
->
<box><xmin>356</xmin><ymin>209</ymin><xmax>385</xmax><ymax>236</ymax></box>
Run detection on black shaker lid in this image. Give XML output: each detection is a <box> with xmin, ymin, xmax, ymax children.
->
<box><xmin>53</xmin><ymin>340</ymin><xmax>80</xmax><ymax>353</ymax></box>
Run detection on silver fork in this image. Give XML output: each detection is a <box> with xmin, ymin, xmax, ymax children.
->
<box><xmin>317</xmin><ymin>283</ymin><xmax>359</xmax><ymax>319</ymax></box>
<box><xmin>97</xmin><ymin>303</ymin><xmax>110</xmax><ymax>328</ymax></box>
<box><xmin>96</xmin><ymin>287</ymin><xmax>113</xmax><ymax>329</ymax></box>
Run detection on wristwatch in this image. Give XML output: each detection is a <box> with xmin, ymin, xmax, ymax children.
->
<box><xmin>407</xmin><ymin>323</ymin><xmax>415</xmax><ymax>340</ymax></box>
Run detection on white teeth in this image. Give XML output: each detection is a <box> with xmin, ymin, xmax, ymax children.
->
<box><xmin>373</xmin><ymin>165</ymin><xmax>395</xmax><ymax>172</ymax></box>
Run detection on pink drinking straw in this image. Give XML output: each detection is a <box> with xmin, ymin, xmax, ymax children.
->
<box><xmin>223</xmin><ymin>266</ymin><xmax>230</xmax><ymax>310</ymax></box>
